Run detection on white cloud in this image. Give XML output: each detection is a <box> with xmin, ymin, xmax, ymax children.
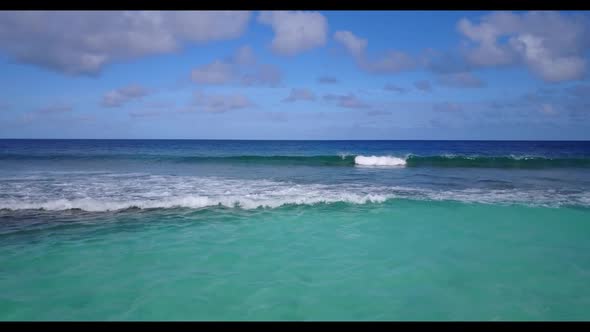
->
<box><xmin>191</xmin><ymin>60</ymin><xmax>234</xmax><ymax>84</ymax></box>
<box><xmin>283</xmin><ymin>88</ymin><xmax>316</xmax><ymax>102</ymax></box>
<box><xmin>101</xmin><ymin>85</ymin><xmax>151</xmax><ymax>108</ymax></box>
<box><xmin>232</xmin><ymin>45</ymin><xmax>256</xmax><ymax>66</ymax></box>
<box><xmin>458</xmin><ymin>11</ymin><xmax>589</xmax><ymax>82</ymax></box>
<box><xmin>334</xmin><ymin>30</ymin><xmax>367</xmax><ymax>57</ymax></box>
<box><xmin>258</xmin><ymin>11</ymin><xmax>328</xmax><ymax>56</ymax></box>
<box><xmin>241</xmin><ymin>64</ymin><xmax>282</xmax><ymax>87</ymax></box>
<box><xmin>333</xmin><ymin>30</ymin><xmax>415</xmax><ymax>74</ymax></box>
<box><xmin>191</xmin><ymin>46</ymin><xmax>282</xmax><ymax>87</ymax></box>
<box><xmin>193</xmin><ymin>91</ymin><xmax>254</xmax><ymax>113</ymax></box>
<box><xmin>510</xmin><ymin>34</ymin><xmax>586</xmax><ymax>82</ymax></box>
<box><xmin>0</xmin><ymin>11</ymin><xmax>251</xmax><ymax>75</ymax></box>
<box><xmin>457</xmin><ymin>13</ymin><xmax>517</xmax><ymax>66</ymax></box>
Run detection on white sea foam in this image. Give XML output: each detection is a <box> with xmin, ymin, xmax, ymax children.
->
<box><xmin>354</xmin><ymin>155</ymin><xmax>407</xmax><ymax>167</ymax></box>
<box><xmin>0</xmin><ymin>173</ymin><xmax>588</xmax><ymax>212</ymax></box>
<box><xmin>0</xmin><ymin>194</ymin><xmax>391</xmax><ymax>212</ymax></box>
<box><xmin>0</xmin><ymin>175</ymin><xmax>393</xmax><ymax>212</ymax></box>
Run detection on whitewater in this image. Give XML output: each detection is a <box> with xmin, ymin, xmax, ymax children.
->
<box><xmin>1</xmin><ymin>173</ymin><xmax>589</xmax><ymax>212</ymax></box>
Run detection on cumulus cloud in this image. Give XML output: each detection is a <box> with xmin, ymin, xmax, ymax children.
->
<box><xmin>101</xmin><ymin>85</ymin><xmax>151</xmax><ymax>108</ymax></box>
<box><xmin>383</xmin><ymin>84</ymin><xmax>407</xmax><ymax>93</ymax></box>
<box><xmin>258</xmin><ymin>11</ymin><xmax>328</xmax><ymax>56</ymax></box>
<box><xmin>283</xmin><ymin>88</ymin><xmax>316</xmax><ymax>102</ymax></box>
<box><xmin>324</xmin><ymin>93</ymin><xmax>370</xmax><ymax>109</ymax></box>
<box><xmin>333</xmin><ymin>30</ymin><xmax>415</xmax><ymax>74</ymax></box>
<box><xmin>457</xmin><ymin>11</ymin><xmax>589</xmax><ymax>82</ymax></box>
<box><xmin>241</xmin><ymin>64</ymin><xmax>282</xmax><ymax>87</ymax></box>
<box><xmin>317</xmin><ymin>76</ymin><xmax>339</xmax><ymax>84</ymax></box>
<box><xmin>437</xmin><ymin>72</ymin><xmax>485</xmax><ymax>88</ymax></box>
<box><xmin>191</xmin><ymin>60</ymin><xmax>234</xmax><ymax>84</ymax></box>
<box><xmin>193</xmin><ymin>91</ymin><xmax>254</xmax><ymax>113</ymax></box>
<box><xmin>231</xmin><ymin>45</ymin><xmax>256</xmax><ymax>66</ymax></box>
<box><xmin>510</xmin><ymin>34</ymin><xmax>586</xmax><ymax>82</ymax></box>
<box><xmin>414</xmin><ymin>80</ymin><xmax>432</xmax><ymax>92</ymax></box>
<box><xmin>333</xmin><ymin>30</ymin><xmax>367</xmax><ymax>57</ymax></box>
<box><xmin>457</xmin><ymin>13</ymin><xmax>517</xmax><ymax>66</ymax></box>
<box><xmin>191</xmin><ymin>46</ymin><xmax>282</xmax><ymax>87</ymax></box>
<box><xmin>0</xmin><ymin>11</ymin><xmax>252</xmax><ymax>75</ymax></box>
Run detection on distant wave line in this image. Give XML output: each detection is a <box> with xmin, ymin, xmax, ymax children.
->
<box><xmin>1</xmin><ymin>153</ymin><xmax>590</xmax><ymax>168</ymax></box>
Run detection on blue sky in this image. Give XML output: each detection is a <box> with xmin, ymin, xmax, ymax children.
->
<box><xmin>0</xmin><ymin>10</ymin><xmax>589</xmax><ymax>139</ymax></box>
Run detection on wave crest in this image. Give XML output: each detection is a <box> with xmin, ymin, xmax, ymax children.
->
<box><xmin>354</xmin><ymin>155</ymin><xmax>407</xmax><ymax>166</ymax></box>
<box><xmin>2</xmin><ymin>152</ymin><xmax>590</xmax><ymax>168</ymax></box>
<box><xmin>406</xmin><ymin>155</ymin><xmax>590</xmax><ymax>168</ymax></box>
<box><xmin>0</xmin><ymin>194</ymin><xmax>391</xmax><ymax>212</ymax></box>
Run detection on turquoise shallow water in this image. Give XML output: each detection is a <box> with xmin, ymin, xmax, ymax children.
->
<box><xmin>2</xmin><ymin>200</ymin><xmax>590</xmax><ymax>320</ymax></box>
<box><xmin>1</xmin><ymin>140</ymin><xmax>590</xmax><ymax>320</ymax></box>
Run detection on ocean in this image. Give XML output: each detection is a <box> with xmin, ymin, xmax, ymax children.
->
<box><xmin>1</xmin><ymin>139</ymin><xmax>589</xmax><ymax>320</ymax></box>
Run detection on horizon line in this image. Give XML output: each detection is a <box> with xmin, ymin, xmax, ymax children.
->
<box><xmin>1</xmin><ymin>138</ymin><xmax>589</xmax><ymax>142</ymax></box>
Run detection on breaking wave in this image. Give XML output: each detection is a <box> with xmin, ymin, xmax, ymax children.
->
<box><xmin>1</xmin><ymin>174</ymin><xmax>589</xmax><ymax>212</ymax></box>
<box><xmin>2</xmin><ymin>152</ymin><xmax>590</xmax><ymax>169</ymax></box>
